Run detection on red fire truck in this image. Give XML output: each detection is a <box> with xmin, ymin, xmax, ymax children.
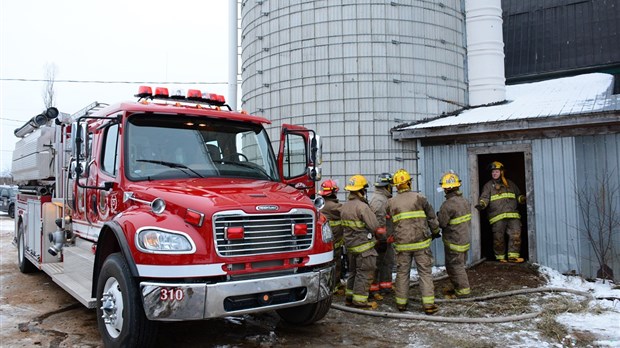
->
<box><xmin>11</xmin><ymin>87</ymin><xmax>333</xmax><ymax>347</ymax></box>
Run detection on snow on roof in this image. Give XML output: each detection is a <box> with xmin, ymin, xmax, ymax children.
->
<box><xmin>403</xmin><ymin>73</ymin><xmax>620</xmax><ymax>130</ymax></box>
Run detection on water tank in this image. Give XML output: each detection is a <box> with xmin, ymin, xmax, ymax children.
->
<box><xmin>240</xmin><ymin>0</ymin><xmax>467</xmax><ymax>192</ymax></box>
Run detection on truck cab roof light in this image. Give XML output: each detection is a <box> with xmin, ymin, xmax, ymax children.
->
<box><xmin>154</xmin><ymin>87</ymin><xmax>169</xmax><ymax>98</ymax></box>
<box><xmin>170</xmin><ymin>89</ymin><xmax>185</xmax><ymax>100</ymax></box>
<box><xmin>135</xmin><ymin>86</ymin><xmax>153</xmax><ymax>98</ymax></box>
<box><xmin>187</xmin><ymin>89</ymin><xmax>203</xmax><ymax>100</ymax></box>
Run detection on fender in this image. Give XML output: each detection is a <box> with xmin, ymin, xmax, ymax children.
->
<box><xmin>91</xmin><ymin>220</ymin><xmax>138</xmax><ymax>298</ymax></box>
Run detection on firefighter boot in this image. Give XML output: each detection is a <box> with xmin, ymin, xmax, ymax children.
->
<box><xmin>371</xmin><ymin>292</ymin><xmax>384</xmax><ymax>301</ymax></box>
<box><xmin>423</xmin><ymin>304</ymin><xmax>439</xmax><ymax>315</ymax></box>
<box><xmin>508</xmin><ymin>257</ymin><xmax>525</xmax><ymax>263</ymax></box>
<box><xmin>345</xmin><ymin>296</ymin><xmax>353</xmax><ymax>306</ymax></box>
<box><xmin>352</xmin><ymin>301</ymin><xmax>378</xmax><ymax>310</ymax></box>
<box><xmin>396</xmin><ymin>303</ymin><xmax>408</xmax><ymax>312</ymax></box>
<box><xmin>443</xmin><ymin>288</ymin><xmax>457</xmax><ymax>300</ymax></box>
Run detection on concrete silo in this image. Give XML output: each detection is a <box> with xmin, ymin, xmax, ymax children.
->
<box><xmin>240</xmin><ymin>0</ymin><xmax>467</xmax><ymax>192</ymax></box>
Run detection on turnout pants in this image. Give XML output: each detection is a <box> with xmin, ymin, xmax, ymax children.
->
<box><xmin>491</xmin><ymin>218</ymin><xmax>522</xmax><ymax>259</ymax></box>
<box><xmin>346</xmin><ymin>249</ymin><xmax>377</xmax><ymax>303</ymax></box>
<box><xmin>394</xmin><ymin>248</ymin><xmax>435</xmax><ymax>306</ymax></box>
<box><xmin>444</xmin><ymin>248</ymin><xmax>470</xmax><ymax>295</ymax></box>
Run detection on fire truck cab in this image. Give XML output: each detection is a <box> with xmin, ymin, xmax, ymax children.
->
<box><xmin>12</xmin><ymin>87</ymin><xmax>333</xmax><ymax>347</ymax></box>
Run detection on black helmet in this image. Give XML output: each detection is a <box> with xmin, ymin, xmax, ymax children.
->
<box><xmin>374</xmin><ymin>172</ymin><xmax>393</xmax><ymax>187</ymax></box>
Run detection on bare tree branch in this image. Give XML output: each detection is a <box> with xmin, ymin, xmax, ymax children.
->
<box><xmin>43</xmin><ymin>63</ymin><xmax>57</xmax><ymax>108</ymax></box>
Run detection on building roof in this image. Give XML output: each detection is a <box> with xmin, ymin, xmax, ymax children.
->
<box><xmin>393</xmin><ymin>73</ymin><xmax>620</xmax><ymax>144</ymax></box>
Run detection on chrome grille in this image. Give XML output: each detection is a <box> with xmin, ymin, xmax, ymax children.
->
<box><xmin>213</xmin><ymin>209</ymin><xmax>315</xmax><ymax>257</ymax></box>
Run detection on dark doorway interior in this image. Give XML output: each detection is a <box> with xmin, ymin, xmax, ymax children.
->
<box><xmin>477</xmin><ymin>152</ymin><xmax>529</xmax><ymax>261</ymax></box>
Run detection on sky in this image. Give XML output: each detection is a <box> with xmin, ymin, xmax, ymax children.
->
<box><xmin>0</xmin><ymin>0</ymin><xmax>234</xmax><ymax>174</ymax></box>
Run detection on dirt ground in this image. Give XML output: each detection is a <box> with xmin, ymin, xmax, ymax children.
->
<box><xmin>0</xmin><ymin>213</ymin><xmax>600</xmax><ymax>347</ymax></box>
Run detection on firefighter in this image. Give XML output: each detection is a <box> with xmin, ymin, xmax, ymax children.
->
<box><xmin>369</xmin><ymin>172</ymin><xmax>395</xmax><ymax>300</ymax></box>
<box><xmin>318</xmin><ymin>179</ymin><xmax>345</xmax><ymax>293</ymax></box>
<box><xmin>476</xmin><ymin>161</ymin><xmax>526</xmax><ymax>263</ymax></box>
<box><xmin>437</xmin><ymin>171</ymin><xmax>472</xmax><ymax>299</ymax></box>
<box><xmin>388</xmin><ymin>169</ymin><xmax>440</xmax><ymax>314</ymax></box>
<box><xmin>342</xmin><ymin>174</ymin><xmax>385</xmax><ymax>309</ymax></box>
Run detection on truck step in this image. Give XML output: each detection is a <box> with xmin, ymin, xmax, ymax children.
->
<box><xmin>42</xmin><ymin>263</ymin><xmax>97</xmax><ymax>308</ymax></box>
<box><xmin>41</xmin><ymin>240</ymin><xmax>97</xmax><ymax>308</ymax></box>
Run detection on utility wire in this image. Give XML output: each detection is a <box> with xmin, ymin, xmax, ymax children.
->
<box><xmin>0</xmin><ymin>78</ymin><xmax>241</xmax><ymax>85</ymax></box>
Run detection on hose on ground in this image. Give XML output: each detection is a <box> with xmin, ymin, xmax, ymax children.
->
<box><xmin>331</xmin><ymin>287</ymin><xmax>593</xmax><ymax>323</ymax></box>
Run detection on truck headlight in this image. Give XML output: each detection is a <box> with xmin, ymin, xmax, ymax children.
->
<box><xmin>136</xmin><ymin>228</ymin><xmax>195</xmax><ymax>254</ymax></box>
<box><xmin>321</xmin><ymin>222</ymin><xmax>333</xmax><ymax>243</ymax></box>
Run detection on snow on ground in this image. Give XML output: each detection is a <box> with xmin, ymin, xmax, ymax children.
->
<box><xmin>540</xmin><ymin>265</ymin><xmax>620</xmax><ymax>346</ymax></box>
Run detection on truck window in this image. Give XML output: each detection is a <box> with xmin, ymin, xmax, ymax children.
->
<box><xmin>283</xmin><ymin>133</ymin><xmax>307</xmax><ymax>178</ymax></box>
<box><xmin>125</xmin><ymin>114</ymin><xmax>279</xmax><ymax>181</ymax></box>
<box><xmin>101</xmin><ymin>124</ymin><xmax>119</xmax><ymax>176</ymax></box>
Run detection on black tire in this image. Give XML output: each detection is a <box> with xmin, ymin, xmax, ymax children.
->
<box><xmin>8</xmin><ymin>204</ymin><xmax>14</xmax><ymax>219</ymax></box>
<box><xmin>17</xmin><ymin>222</ymin><xmax>37</xmax><ymax>273</ymax></box>
<box><xmin>96</xmin><ymin>253</ymin><xmax>157</xmax><ymax>348</ymax></box>
<box><xmin>276</xmin><ymin>296</ymin><xmax>332</xmax><ymax>326</ymax></box>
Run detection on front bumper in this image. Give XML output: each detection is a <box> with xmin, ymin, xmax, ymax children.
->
<box><xmin>140</xmin><ymin>265</ymin><xmax>334</xmax><ymax>321</ymax></box>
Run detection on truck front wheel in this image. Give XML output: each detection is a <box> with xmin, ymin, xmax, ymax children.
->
<box><xmin>96</xmin><ymin>253</ymin><xmax>157</xmax><ymax>347</ymax></box>
<box><xmin>276</xmin><ymin>296</ymin><xmax>332</xmax><ymax>325</ymax></box>
<box><xmin>17</xmin><ymin>222</ymin><xmax>37</xmax><ymax>273</ymax></box>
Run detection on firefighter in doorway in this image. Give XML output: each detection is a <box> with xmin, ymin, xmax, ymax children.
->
<box><xmin>342</xmin><ymin>174</ymin><xmax>384</xmax><ymax>309</ymax></box>
<box><xmin>388</xmin><ymin>169</ymin><xmax>440</xmax><ymax>314</ymax></box>
<box><xmin>318</xmin><ymin>179</ymin><xmax>345</xmax><ymax>294</ymax></box>
<box><xmin>476</xmin><ymin>161</ymin><xmax>526</xmax><ymax>263</ymax></box>
<box><xmin>369</xmin><ymin>172</ymin><xmax>395</xmax><ymax>300</ymax></box>
<box><xmin>437</xmin><ymin>171</ymin><xmax>472</xmax><ymax>298</ymax></box>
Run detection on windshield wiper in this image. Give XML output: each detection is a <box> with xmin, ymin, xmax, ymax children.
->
<box><xmin>136</xmin><ymin>159</ymin><xmax>204</xmax><ymax>178</ymax></box>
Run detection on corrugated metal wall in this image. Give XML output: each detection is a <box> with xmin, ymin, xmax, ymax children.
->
<box><xmin>240</xmin><ymin>0</ymin><xmax>467</xmax><ymax>195</ymax></box>
<box><xmin>531</xmin><ymin>137</ymin><xmax>581</xmax><ymax>274</ymax></box>
<box><xmin>574</xmin><ymin>133</ymin><xmax>620</xmax><ymax>280</ymax></box>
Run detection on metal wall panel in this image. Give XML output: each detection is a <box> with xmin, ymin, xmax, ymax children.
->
<box><xmin>241</xmin><ymin>0</ymin><xmax>467</xmax><ymax>194</ymax></box>
<box><xmin>502</xmin><ymin>0</ymin><xmax>620</xmax><ymax>82</ymax></box>
<box><xmin>574</xmin><ymin>133</ymin><xmax>620</xmax><ymax>280</ymax></box>
<box><xmin>531</xmin><ymin>137</ymin><xmax>581</xmax><ymax>275</ymax></box>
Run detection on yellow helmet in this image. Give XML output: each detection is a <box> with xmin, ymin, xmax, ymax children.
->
<box><xmin>489</xmin><ymin>161</ymin><xmax>504</xmax><ymax>171</ymax></box>
<box><xmin>344</xmin><ymin>174</ymin><xmax>368</xmax><ymax>192</ymax></box>
<box><xmin>440</xmin><ymin>172</ymin><xmax>461</xmax><ymax>189</ymax></box>
<box><xmin>392</xmin><ymin>169</ymin><xmax>412</xmax><ymax>186</ymax></box>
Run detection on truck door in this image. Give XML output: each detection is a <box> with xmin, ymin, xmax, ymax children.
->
<box><xmin>277</xmin><ymin>124</ymin><xmax>321</xmax><ymax>197</ymax></box>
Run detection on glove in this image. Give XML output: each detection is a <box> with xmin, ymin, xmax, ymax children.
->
<box><xmin>386</xmin><ymin>235</ymin><xmax>395</xmax><ymax>244</ymax></box>
<box><xmin>432</xmin><ymin>232</ymin><xmax>442</xmax><ymax>240</ymax></box>
<box><xmin>518</xmin><ymin>195</ymin><xmax>526</xmax><ymax>204</ymax></box>
<box><xmin>474</xmin><ymin>204</ymin><xmax>483</xmax><ymax>211</ymax></box>
<box><xmin>375</xmin><ymin>227</ymin><xmax>387</xmax><ymax>237</ymax></box>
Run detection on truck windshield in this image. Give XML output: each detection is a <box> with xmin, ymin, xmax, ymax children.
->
<box><xmin>125</xmin><ymin>114</ymin><xmax>279</xmax><ymax>182</ymax></box>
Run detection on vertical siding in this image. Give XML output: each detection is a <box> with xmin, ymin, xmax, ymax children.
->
<box><xmin>574</xmin><ymin>133</ymin><xmax>620</xmax><ymax>281</ymax></box>
<box><xmin>532</xmin><ymin>137</ymin><xmax>581</xmax><ymax>274</ymax></box>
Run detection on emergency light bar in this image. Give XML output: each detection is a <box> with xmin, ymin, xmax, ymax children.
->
<box><xmin>134</xmin><ymin>85</ymin><xmax>228</xmax><ymax>108</ymax></box>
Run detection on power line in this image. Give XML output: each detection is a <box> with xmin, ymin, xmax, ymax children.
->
<box><xmin>0</xmin><ymin>78</ymin><xmax>238</xmax><ymax>85</ymax></box>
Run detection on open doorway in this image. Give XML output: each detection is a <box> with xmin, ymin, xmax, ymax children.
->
<box><xmin>477</xmin><ymin>152</ymin><xmax>529</xmax><ymax>261</ymax></box>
